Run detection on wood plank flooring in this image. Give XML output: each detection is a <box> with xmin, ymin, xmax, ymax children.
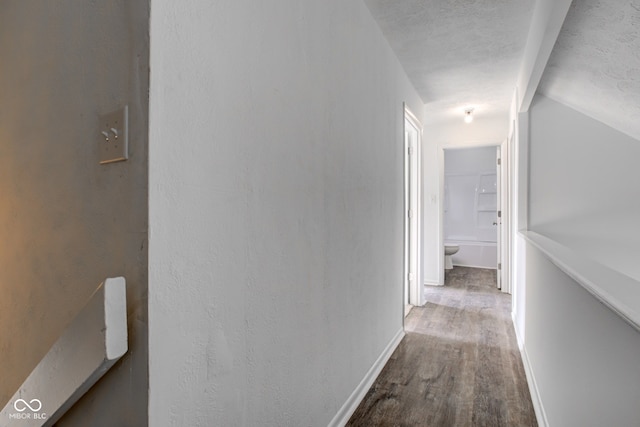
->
<box><xmin>347</xmin><ymin>267</ymin><xmax>537</xmax><ymax>427</ymax></box>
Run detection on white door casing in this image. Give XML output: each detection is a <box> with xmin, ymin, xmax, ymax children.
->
<box><xmin>404</xmin><ymin>105</ymin><xmax>423</xmax><ymax>309</ymax></box>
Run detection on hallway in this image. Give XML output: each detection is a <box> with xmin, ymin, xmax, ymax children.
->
<box><xmin>347</xmin><ymin>267</ymin><xmax>536</xmax><ymax>426</ymax></box>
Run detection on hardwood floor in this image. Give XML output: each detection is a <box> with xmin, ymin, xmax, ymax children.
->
<box><xmin>347</xmin><ymin>267</ymin><xmax>537</xmax><ymax>427</ymax></box>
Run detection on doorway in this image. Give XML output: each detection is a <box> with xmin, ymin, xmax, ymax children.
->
<box><xmin>442</xmin><ymin>145</ymin><xmax>502</xmax><ymax>288</ymax></box>
<box><xmin>404</xmin><ymin>105</ymin><xmax>422</xmax><ymax>317</ymax></box>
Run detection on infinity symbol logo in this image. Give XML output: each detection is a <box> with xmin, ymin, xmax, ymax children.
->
<box><xmin>13</xmin><ymin>399</ymin><xmax>42</xmax><ymax>412</ymax></box>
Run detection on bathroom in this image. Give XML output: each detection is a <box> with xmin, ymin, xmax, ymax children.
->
<box><xmin>443</xmin><ymin>146</ymin><xmax>498</xmax><ymax>278</ymax></box>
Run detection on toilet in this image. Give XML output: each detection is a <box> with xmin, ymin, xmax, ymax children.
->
<box><xmin>444</xmin><ymin>244</ymin><xmax>460</xmax><ymax>270</ymax></box>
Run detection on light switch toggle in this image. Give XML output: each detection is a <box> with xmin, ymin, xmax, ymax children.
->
<box><xmin>99</xmin><ymin>105</ymin><xmax>128</xmax><ymax>164</ymax></box>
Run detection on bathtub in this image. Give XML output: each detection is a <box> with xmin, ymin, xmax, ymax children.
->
<box><xmin>445</xmin><ymin>240</ymin><xmax>497</xmax><ymax>269</ymax></box>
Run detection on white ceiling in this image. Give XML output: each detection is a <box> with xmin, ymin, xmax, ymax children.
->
<box><xmin>364</xmin><ymin>0</ymin><xmax>536</xmax><ymax>121</ymax></box>
<box><xmin>364</xmin><ymin>0</ymin><xmax>640</xmax><ymax>142</ymax></box>
<box><xmin>538</xmin><ymin>0</ymin><xmax>640</xmax><ymax>141</ymax></box>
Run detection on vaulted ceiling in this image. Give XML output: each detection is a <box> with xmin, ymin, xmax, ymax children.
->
<box><xmin>539</xmin><ymin>0</ymin><xmax>640</xmax><ymax>141</ymax></box>
<box><xmin>364</xmin><ymin>0</ymin><xmax>640</xmax><ymax>141</ymax></box>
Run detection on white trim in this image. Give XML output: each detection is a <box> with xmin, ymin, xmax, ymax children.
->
<box><xmin>436</xmin><ymin>146</ymin><xmax>445</xmax><ymax>285</ymax></box>
<box><xmin>440</xmin><ymin>142</ymin><xmax>510</xmax><ymax>290</ymax></box>
<box><xmin>446</xmin><ymin>239</ymin><xmax>497</xmax><ymax>246</ymax></box>
<box><xmin>404</xmin><ymin>104</ymin><xmax>422</xmax><ymax>128</ymax></box>
<box><xmin>512</xmin><ymin>311</ymin><xmax>549</xmax><ymax>427</ymax></box>
<box><xmin>511</xmin><ymin>311</ymin><xmax>523</xmax><ymax>350</ymax></box>
<box><xmin>328</xmin><ymin>328</ymin><xmax>405</xmax><ymax>427</ymax></box>
<box><xmin>424</xmin><ymin>281</ymin><xmax>444</xmax><ymax>287</ymax></box>
<box><xmin>404</xmin><ymin>104</ymin><xmax>424</xmax><ymax>307</ymax></box>
<box><xmin>521</xmin><ymin>231</ymin><xmax>640</xmax><ymax>332</ymax></box>
<box><xmin>0</xmin><ymin>277</ymin><xmax>128</xmax><ymax>426</ymax></box>
<box><xmin>516</xmin><ymin>112</ymin><xmax>529</xmax><ymax>231</ymax></box>
<box><xmin>515</xmin><ymin>0</ymin><xmax>573</xmax><ymax>111</ymax></box>
<box><xmin>499</xmin><ymin>140</ymin><xmax>511</xmax><ymax>294</ymax></box>
<box><xmin>452</xmin><ymin>263</ymin><xmax>497</xmax><ymax>270</ymax></box>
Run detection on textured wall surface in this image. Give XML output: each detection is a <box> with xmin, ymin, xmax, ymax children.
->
<box><xmin>364</xmin><ymin>0</ymin><xmax>535</xmax><ymax>121</ymax></box>
<box><xmin>539</xmin><ymin>0</ymin><xmax>640</xmax><ymax>141</ymax></box>
<box><xmin>0</xmin><ymin>1</ymin><xmax>149</xmax><ymax>426</ymax></box>
<box><xmin>148</xmin><ymin>0</ymin><xmax>423</xmax><ymax>425</ymax></box>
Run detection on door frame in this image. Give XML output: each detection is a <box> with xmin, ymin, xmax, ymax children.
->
<box><xmin>437</xmin><ymin>140</ymin><xmax>511</xmax><ymax>294</ymax></box>
<box><xmin>496</xmin><ymin>146</ymin><xmax>502</xmax><ymax>290</ymax></box>
<box><xmin>501</xmin><ymin>131</ymin><xmax>513</xmax><ymax>294</ymax></box>
<box><xmin>404</xmin><ymin>104</ymin><xmax>423</xmax><ymax>314</ymax></box>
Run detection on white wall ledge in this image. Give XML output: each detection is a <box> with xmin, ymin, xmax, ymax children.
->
<box><xmin>521</xmin><ymin>231</ymin><xmax>640</xmax><ymax>332</ymax></box>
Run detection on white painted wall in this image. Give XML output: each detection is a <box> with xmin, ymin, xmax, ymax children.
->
<box><xmin>523</xmin><ymin>244</ymin><xmax>640</xmax><ymax>427</ymax></box>
<box><xmin>0</xmin><ymin>2</ymin><xmax>149</xmax><ymax>426</ymax></box>
<box><xmin>512</xmin><ymin>94</ymin><xmax>640</xmax><ymax>426</ymax></box>
<box><xmin>148</xmin><ymin>1</ymin><xmax>423</xmax><ymax>425</ymax></box>
<box><xmin>444</xmin><ymin>146</ymin><xmax>497</xmax><ymax>177</ymax></box>
<box><xmin>422</xmin><ymin>114</ymin><xmax>506</xmax><ymax>285</ymax></box>
<box><xmin>528</xmin><ymin>95</ymin><xmax>640</xmax><ymax>281</ymax></box>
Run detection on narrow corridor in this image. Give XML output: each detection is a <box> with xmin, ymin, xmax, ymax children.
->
<box><xmin>348</xmin><ymin>267</ymin><xmax>536</xmax><ymax>426</ymax></box>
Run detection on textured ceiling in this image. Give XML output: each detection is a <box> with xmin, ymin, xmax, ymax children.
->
<box><xmin>538</xmin><ymin>0</ymin><xmax>640</xmax><ymax>141</ymax></box>
<box><xmin>364</xmin><ymin>0</ymin><xmax>535</xmax><ymax>121</ymax></box>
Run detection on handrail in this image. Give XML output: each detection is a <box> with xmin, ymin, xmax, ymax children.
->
<box><xmin>0</xmin><ymin>277</ymin><xmax>127</xmax><ymax>426</ymax></box>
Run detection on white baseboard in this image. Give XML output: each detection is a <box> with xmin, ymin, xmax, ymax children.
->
<box><xmin>511</xmin><ymin>311</ymin><xmax>521</xmax><ymax>349</ymax></box>
<box><xmin>453</xmin><ymin>263</ymin><xmax>497</xmax><ymax>270</ymax></box>
<box><xmin>423</xmin><ymin>274</ymin><xmax>442</xmax><ymax>286</ymax></box>
<box><xmin>424</xmin><ymin>281</ymin><xmax>444</xmax><ymax>287</ymax></box>
<box><xmin>328</xmin><ymin>328</ymin><xmax>405</xmax><ymax>427</ymax></box>
<box><xmin>512</xmin><ymin>311</ymin><xmax>549</xmax><ymax>427</ymax></box>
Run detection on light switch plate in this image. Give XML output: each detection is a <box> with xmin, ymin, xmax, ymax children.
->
<box><xmin>99</xmin><ymin>105</ymin><xmax>128</xmax><ymax>164</ymax></box>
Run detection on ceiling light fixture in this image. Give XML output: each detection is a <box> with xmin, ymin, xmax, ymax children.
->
<box><xmin>464</xmin><ymin>108</ymin><xmax>474</xmax><ymax>124</ymax></box>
